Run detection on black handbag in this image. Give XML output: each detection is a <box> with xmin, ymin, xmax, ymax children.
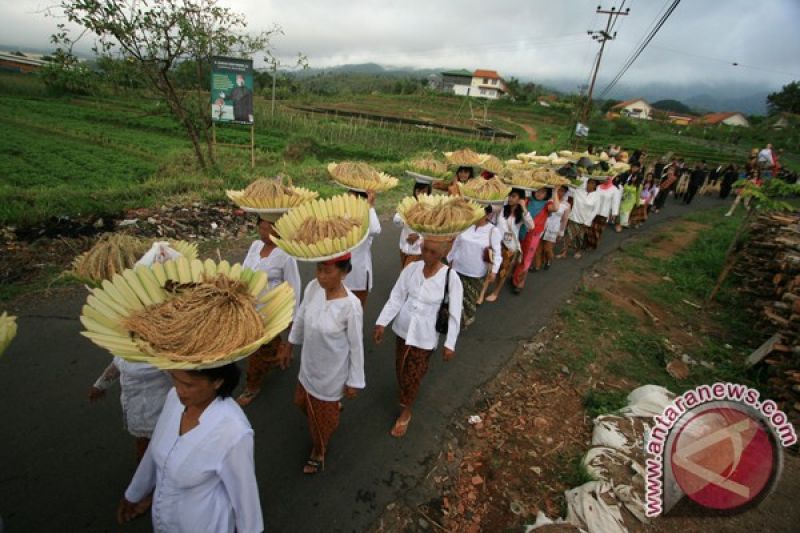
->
<box><xmin>435</xmin><ymin>267</ymin><xmax>452</xmax><ymax>334</ymax></box>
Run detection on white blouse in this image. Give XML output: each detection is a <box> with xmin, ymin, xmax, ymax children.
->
<box><xmin>345</xmin><ymin>208</ymin><xmax>382</xmax><ymax>291</ymax></box>
<box><xmin>568</xmin><ymin>181</ymin><xmax>600</xmax><ymax>227</ymax></box>
<box><xmin>242</xmin><ymin>240</ymin><xmax>302</xmax><ymax>311</ymax></box>
<box><xmin>376</xmin><ymin>262</ymin><xmax>463</xmax><ymax>351</ymax></box>
<box><xmin>594</xmin><ymin>183</ymin><xmax>620</xmax><ymax>219</ymax></box>
<box><xmin>393</xmin><ymin>213</ymin><xmax>423</xmax><ymax>256</ymax></box>
<box><xmin>288</xmin><ymin>280</ymin><xmax>366</xmax><ymax>401</ymax></box>
<box><xmin>93</xmin><ymin>357</ymin><xmax>172</xmax><ymax>438</ymax></box>
<box><xmin>125</xmin><ymin>389</ymin><xmax>263</xmax><ymax>533</ymax></box>
<box><xmin>545</xmin><ymin>201</ymin><xmax>570</xmax><ymax>235</ymax></box>
<box><xmin>495</xmin><ymin>209</ymin><xmax>534</xmax><ymax>253</ymax></box>
<box><xmin>447</xmin><ymin>223</ymin><xmax>503</xmax><ymax>278</ymax></box>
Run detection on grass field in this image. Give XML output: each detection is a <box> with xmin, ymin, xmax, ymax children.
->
<box><xmin>552</xmin><ymin>209</ymin><xmax>766</xmax><ymax>406</ymax></box>
<box><xmin>0</xmin><ymin>72</ymin><xmax>791</xmax><ymax>227</ymax></box>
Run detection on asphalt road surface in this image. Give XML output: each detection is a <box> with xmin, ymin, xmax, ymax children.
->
<box><xmin>0</xmin><ymin>196</ymin><xmax>726</xmax><ymax>532</ymax></box>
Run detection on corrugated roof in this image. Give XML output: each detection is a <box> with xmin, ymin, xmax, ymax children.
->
<box><xmin>441</xmin><ymin>69</ymin><xmax>473</xmax><ymax>77</ymax></box>
<box><xmin>0</xmin><ymin>52</ymin><xmax>50</xmax><ymax>67</ymax></box>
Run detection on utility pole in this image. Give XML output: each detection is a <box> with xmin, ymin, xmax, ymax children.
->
<box><xmin>270</xmin><ymin>59</ymin><xmax>277</xmax><ymax>119</ymax></box>
<box><xmin>581</xmin><ymin>4</ymin><xmax>630</xmax><ymax>124</ymax></box>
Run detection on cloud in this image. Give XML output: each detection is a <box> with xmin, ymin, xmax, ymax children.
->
<box><xmin>2</xmin><ymin>0</ymin><xmax>798</xmax><ymax>94</ymax></box>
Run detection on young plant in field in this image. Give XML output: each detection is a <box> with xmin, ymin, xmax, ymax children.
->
<box><xmin>48</xmin><ymin>0</ymin><xmax>290</xmax><ymax>171</ymax></box>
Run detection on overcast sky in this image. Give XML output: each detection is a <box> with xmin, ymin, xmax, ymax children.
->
<box><xmin>4</xmin><ymin>0</ymin><xmax>799</xmax><ymax>96</ymax></box>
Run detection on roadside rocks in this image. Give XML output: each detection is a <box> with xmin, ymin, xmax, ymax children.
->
<box><xmin>119</xmin><ymin>203</ymin><xmax>254</xmax><ymax>241</ymax></box>
<box><xmin>1</xmin><ymin>202</ymin><xmax>253</xmax><ymax>290</ymax></box>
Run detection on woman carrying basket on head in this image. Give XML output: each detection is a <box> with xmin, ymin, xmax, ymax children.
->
<box><xmin>537</xmin><ymin>185</ymin><xmax>567</xmax><ymax>270</ymax></box>
<box><xmin>447</xmin><ymin>205</ymin><xmax>501</xmax><ymax>328</ymax></box>
<box><xmin>118</xmin><ymin>365</ymin><xmax>264</xmax><ymax>532</ymax></box>
<box><xmin>278</xmin><ymin>253</ymin><xmax>365</xmax><ymax>475</ymax></box>
<box><xmin>393</xmin><ymin>180</ymin><xmax>431</xmax><ymax>268</ymax></box>
<box><xmin>88</xmin><ymin>241</ymin><xmax>188</xmax><ymax>463</ymax></box>
<box><xmin>374</xmin><ymin>237</ymin><xmax>463</xmax><ymax>437</ymax></box>
<box><xmin>484</xmin><ymin>188</ymin><xmax>533</xmax><ymax>302</ymax></box>
<box><xmin>511</xmin><ymin>188</ymin><xmax>552</xmax><ymax>292</ymax></box>
<box><xmin>434</xmin><ymin>165</ymin><xmax>474</xmax><ymax>196</ymax></box>
<box><xmin>236</xmin><ymin>214</ymin><xmax>302</xmax><ymax>407</ymax></box>
<box><xmin>345</xmin><ymin>190</ymin><xmax>381</xmax><ymax>308</ymax></box>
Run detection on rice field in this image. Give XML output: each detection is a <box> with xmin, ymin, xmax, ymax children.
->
<box><xmin>0</xmin><ymin>72</ymin><xmax>780</xmax><ymax>228</ymax></box>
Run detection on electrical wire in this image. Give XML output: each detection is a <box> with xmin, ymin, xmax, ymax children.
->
<box><xmin>598</xmin><ymin>0</ymin><xmax>681</xmax><ymax>98</ymax></box>
<box><xmin>646</xmin><ymin>43</ymin><xmax>800</xmax><ymax>78</ymax></box>
<box><xmin>608</xmin><ymin>0</ymin><xmax>627</xmax><ymax>34</ymax></box>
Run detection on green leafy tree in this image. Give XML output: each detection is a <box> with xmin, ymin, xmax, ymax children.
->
<box><xmin>40</xmin><ymin>48</ymin><xmax>99</xmax><ymax>95</ymax></box>
<box><xmin>600</xmin><ymin>99</ymin><xmax>620</xmax><ymax>113</ymax></box>
<box><xmin>651</xmin><ymin>99</ymin><xmax>692</xmax><ymax>114</ymax></box>
<box><xmin>49</xmin><ymin>0</ymin><xmax>281</xmax><ymax>170</ymax></box>
<box><xmin>95</xmin><ymin>55</ymin><xmax>148</xmax><ymax>91</ymax></box>
<box><xmin>767</xmin><ymin>81</ymin><xmax>800</xmax><ymax>115</ymax></box>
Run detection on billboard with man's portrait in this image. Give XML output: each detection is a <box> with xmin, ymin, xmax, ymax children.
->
<box><xmin>210</xmin><ymin>57</ymin><xmax>254</xmax><ymax>124</ymax></box>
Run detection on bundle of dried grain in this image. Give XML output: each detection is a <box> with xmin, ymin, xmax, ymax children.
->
<box><xmin>124</xmin><ymin>275</ymin><xmax>263</xmax><ymax>362</ymax></box>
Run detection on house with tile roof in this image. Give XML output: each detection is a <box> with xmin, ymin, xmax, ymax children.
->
<box><xmin>611</xmin><ymin>98</ymin><xmax>652</xmax><ymax>120</ymax></box>
<box><xmin>470</xmin><ymin>69</ymin><xmax>507</xmax><ymax>99</ymax></box>
<box><xmin>698</xmin><ymin>111</ymin><xmax>750</xmax><ymax>127</ymax></box>
<box><xmin>439</xmin><ymin>68</ymin><xmax>508</xmax><ymax>99</ymax></box>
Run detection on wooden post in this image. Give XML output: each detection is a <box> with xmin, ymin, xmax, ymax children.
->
<box><xmin>211</xmin><ymin>123</ymin><xmax>216</xmax><ymax>159</ymax></box>
<box><xmin>271</xmin><ymin>61</ymin><xmax>277</xmax><ymax>120</ymax></box>
<box><xmin>250</xmin><ymin>124</ymin><xmax>255</xmax><ymax>169</ymax></box>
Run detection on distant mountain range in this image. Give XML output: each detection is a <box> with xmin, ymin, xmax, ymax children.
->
<box><xmin>587</xmin><ymin>81</ymin><xmax>771</xmax><ymax>115</ymax></box>
<box><xmin>294</xmin><ymin>64</ymin><xmax>773</xmax><ymax>115</ymax></box>
<box><xmin>1</xmin><ymin>46</ymin><xmax>772</xmax><ymax>116</ymax></box>
<box><xmin>289</xmin><ymin>62</ymin><xmax>443</xmax><ymax>78</ymax></box>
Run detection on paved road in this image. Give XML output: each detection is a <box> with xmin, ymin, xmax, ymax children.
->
<box><xmin>0</xmin><ymin>196</ymin><xmax>726</xmax><ymax>532</ymax></box>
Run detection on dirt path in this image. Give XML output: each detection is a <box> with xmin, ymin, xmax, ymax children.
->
<box><xmin>371</xmin><ymin>216</ymin><xmax>799</xmax><ymax>532</ymax></box>
<box><xmin>504</xmin><ymin>117</ymin><xmax>539</xmax><ymax>141</ymax></box>
<box><xmin>0</xmin><ymin>197</ymin><xmax>742</xmax><ymax>533</ymax></box>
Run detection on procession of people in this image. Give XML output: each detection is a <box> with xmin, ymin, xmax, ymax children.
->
<box><xmin>75</xmin><ymin>143</ymin><xmax>775</xmax><ymax>532</ymax></box>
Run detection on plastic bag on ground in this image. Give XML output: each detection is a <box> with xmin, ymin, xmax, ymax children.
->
<box><xmin>565</xmin><ymin>481</ymin><xmax>627</xmax><ymax>533</ymax></box>
<box><xmin>136</xmin><ymin>241</ymin><xmax>183</xmax><ymax>267</ymax></box>
<box><xmin>618</xmin><ymin>384</ymin><xmax>674</xmax><ymax>418</ymax></box>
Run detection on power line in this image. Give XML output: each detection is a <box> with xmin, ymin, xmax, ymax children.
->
<box><xmin>645</xmin><ymin>43</ymin><xmax>800</xmax><ymax>78</ymax></box>
<box><xmin>579</xmin><ymin>4</ymin><xmax>631</xmax><ymax>122</ymax></box>
<box><xmin>608</xmin><ymin>0</ymin><xmax>627</xmax><ymax>34</ymax></box>
<box><xmin>598</xmin><ymin>0</ymin><xmax>681</xmax><ymax>98</ymax></box>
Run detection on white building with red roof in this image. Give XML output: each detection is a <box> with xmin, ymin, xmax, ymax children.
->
<box><xmin>469</xmin><ymin>69</ymin><xmax>508</xmax><ymax>99</ymax></box>
<box><xmin>611</xmin><ymin>98</ymin><xmax>653</xmax><ymax>120</ymax></box>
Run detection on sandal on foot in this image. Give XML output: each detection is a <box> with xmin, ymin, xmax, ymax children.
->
<box><xmin>236</xmin><ymin>390</ymin><xmax>260</xmax><ymax>407</ymax></box>
<box><xmin>303</xmin><ymin>458</ymin><xmax>324</xmax><ymax>475</ymax></box>
<box><xmin>484</xmin><ymin>293</ymin><xmax>498</xmax><ymax>303</ymax></box>
<box><xmin>391</xmin><ymin>416</ymin><xmax>412</xmax><ymax>438</ymax></box>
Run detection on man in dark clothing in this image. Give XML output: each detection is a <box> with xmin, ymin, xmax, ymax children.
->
<box><xmin>558</xmin><ymin>161</ymin><xmax>578</xmax><ymax>178</ymax></box>
<box><xmin>653</xmin><ymin>160</ymin><xmax>666</xmax><ymax>181</ymax></box>
<box><xmin>227</xmin><ymin>74</ymin><xmax>253</xmax><ymax>123</ymax></box>
<box><xmin>720</xmin><ymin>164</ymin><xmax>738</xmax><ymax>199</ymax></box>
<box><xmin>629</xmin><ymin>149</ymin><xmax>646</xmax><ymax>167</ymax></box>
<box><xmin>684</xmin><ymin>161</ymin><xmax>706</xmax><ymax>205</ymax></box>
<box><xmin>615</xmin><ymin>161</ymin><xmax>643</xmax><ymax>187</ymax></box>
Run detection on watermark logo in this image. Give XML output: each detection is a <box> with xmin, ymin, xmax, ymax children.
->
<box><xmin>645</xmin><ymin>383</ymin><xmax>796</xmax><ymax>517</ymax></box>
